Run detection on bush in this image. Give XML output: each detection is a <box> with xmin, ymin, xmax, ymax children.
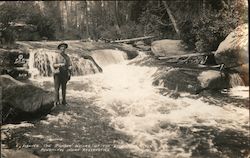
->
<box><xmin>27</xmin><ymin>13</ymin><xmax>56</xmax><ymax>40</ymax></box>
<box><xmin>180</xmin><ymin>0</ymin><xmax>248</xmax><ymax>52</ymax></box>
<box><xmin>120</xmin><ymin>21</ymin><xmax>144</xmax><ymax>39</ymax></box>
<box><xmin>99</xmin><ymin>22</ymin><xmax>144</xmax><ymax>40</ymax></box>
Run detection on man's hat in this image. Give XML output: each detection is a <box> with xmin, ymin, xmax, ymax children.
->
<box><xmin>57</xmin><ymin>42</ymin><xmax>68</xmax><ymax>49</ymax></box>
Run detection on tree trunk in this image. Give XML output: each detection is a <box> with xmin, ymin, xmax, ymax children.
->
<box><xmin>64</xmin><ymin>1</ymin><xmax>68</xmax><ymax>32</ymax></box>
<box><xmin>85</xmin><ymin>1</ymin><xmax>89</xmax><ymax>38</ymax></box>
<box><xmin>75</xmin><ymin>2</ymin><xmax>78</xmax><ymax>29</ymax></box>
<box><xmin>202</xmin><ymin>0</ymin><xmax>206</xmax><ymax>15</ymax></box>
<box><xmin>114</xmin><ymin>0</ymin><xmax>122</xmax><ymax>38</ymax></box>
<box><xmin>162</xmin><ymin>1</ymin><xmax>180</xmax><ymax>38</ymax></box>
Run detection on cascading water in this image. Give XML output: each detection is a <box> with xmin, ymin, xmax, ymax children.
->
<box><xmin>229</xmin><ymin>73</ymin><xmax>245</xmax><ymax>87</ymax></box>
<box><xmin>27</xmin><ymin>48</ymin><xmax>99</xmax><ymax>79</ymax></box>
<box><xmin>65</xmin><ymin>53</ymin><xmax>249</xmax><ymax>157</ymax></box>
<box><xmin>27</xmin><ymin>48</ymin><xmax>128</xmax><ymax>79</ymax></box>
<box><xmin>3</xmin><ymin>49</ymin><xmax>249</xmax><ymax>158</ymax></box>
<box><xmin>90</xmin><ymin>49</ymin><xmax>128</xmax><ymax>68</ymax></box>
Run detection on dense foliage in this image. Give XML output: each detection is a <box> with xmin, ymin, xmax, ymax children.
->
<box><xmin>0</xmin><ymin>1</ymin><xmax>57</xmax><ymax>44</ymax></box>
<box><xmin>0</xmin><ymin>0</ymin><xmax>247</xmax><ymax>52</ymax></box>
<box><xmin>179</xmin><ymin>0</ymin><xmax>248</xmax><ymax>52</ymax></box>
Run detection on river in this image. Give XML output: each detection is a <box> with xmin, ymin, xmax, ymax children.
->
<box><xmin>1</xmin><ymin>48</ymin><xmax>249</xmax><ymax>158</ymax></box>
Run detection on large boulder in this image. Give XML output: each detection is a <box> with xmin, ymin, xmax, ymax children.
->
<box><xmin>214</xmin><ymin>24</ymin><xmax>248</xmax><ymax>85</ymax></box>
<box><xmin>151</xmin><ymin>40</ymin><xmax>187</xmax><ymax>57</ymax></box>
<box><xmin>1</xmin><ymin>75</ymin><xmax>54</xmax><ymax>123</ymax></box>
<box><xmin>153</xmin><ymin>68</ymin><xmax>230</xmax><ymax>94</ymax></box>
<box><xmin>198</xmin><ymin>70</ymin><xmax>230</xmax><ymax>89</ymax></box>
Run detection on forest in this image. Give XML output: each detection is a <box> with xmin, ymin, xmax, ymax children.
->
<box><xmin>0</xmin><ymin>0</ymin><xmax>247</xmax><ymax>53</ymax></box>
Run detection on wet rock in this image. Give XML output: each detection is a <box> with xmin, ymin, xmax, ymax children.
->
<box><xmin>153</xmin><ymin>68</ymin><xmax>202</xmax><ymax>93</ymax></box>
<box><xmin>214</xmin><ymin>24</ymin><xmax>248</xmax><ymax>85</ymax></box>
<box><xmin>134</xmin><ymin>41</ymin><xmax>151</xmax><ymax>51</ymax></box>
<box><xmin>151</xmin><ymin>40</ymin><xmax>187</xmax><ymax>57</ymax></box>
<box><xmin>198</xmin><ymin>70</ymin><xmax>230</xmax><ymax>90</ymax></box>
<box><xmin>114</xmin><ymin>43</ymin><xmax>139</xmax><ymax>59</ymax></box>
<box><xmin>1</xmin><ymin>75</ymin><xmax>54</xmax><ymax>123</ymax></box>
<box><xmin>153</xmin><ymin>68</ymin><xmax>230</xmax><ymax>94</ymax></box>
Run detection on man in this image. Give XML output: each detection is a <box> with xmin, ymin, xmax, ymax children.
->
<box><xmin>53</xmin><ymin>42</ymin><xmax>72</xmax><ymax>106</ymax></box>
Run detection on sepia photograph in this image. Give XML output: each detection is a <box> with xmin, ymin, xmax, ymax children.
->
<box><xmin>0</xmin><ymin>0</ymin><xmax>249</xmax><ymax>158</ymax></box>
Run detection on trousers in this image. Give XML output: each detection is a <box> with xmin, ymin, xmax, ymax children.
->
<box><xmin>54</xmin><ymin>72</ymin><xmax>68</xmax><ymax>104</ymax></box>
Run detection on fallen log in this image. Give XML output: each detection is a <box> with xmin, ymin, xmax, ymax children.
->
<box><xmin>158</xmin><ymin>52</ymin><xmax>212</xmax><ymax>60</ymax></box>
<box><xmin>111</xmin><ymin>36</ymin><xmax>155</xmax><ymax>43</ymax></box>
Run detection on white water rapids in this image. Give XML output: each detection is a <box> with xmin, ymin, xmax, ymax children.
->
<box><xmin>65</xmin><ymin>60</ymin><xmax>249</xmax><ymax>157</ymax></box>
<box><xmin>3</xmin><ymin>49</ymin><xmax>249</xmax><ymax>157</ymax></box>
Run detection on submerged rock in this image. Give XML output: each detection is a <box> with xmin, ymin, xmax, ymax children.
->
<box><xmin>1</xmin><ymin>75</ymin><xmax>54</xmax><ymax>123</ymax></box>
<box><xmin>214</xmin><ymin>24</ymin><xmax>248</xmax><ymax>85</ymax></box>
<box><xmin>151</xmin><ymin>40</ymin><xmax>187</xmax><ymax>57</ymax></box>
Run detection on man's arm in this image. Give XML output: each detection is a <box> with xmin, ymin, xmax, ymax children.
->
<box><xmin>83</xmin><ymin>55</ymin><xmax>103</xmax><ymax>72</ymax></box>
<box><xmin>53</xmin><ymin>55</ymin><xmax>65</xmax><ymax>69</ymax></box>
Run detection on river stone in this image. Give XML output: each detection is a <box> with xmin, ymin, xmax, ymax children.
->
<box><xmin>215</xmin><ymin>24</ymin><xmax>248</xmax><ymax>67</ymax></box>
<box><xmin>151</xmin><ymin>40</ymin><xmax>186</xmax><ymax>57</ymax></box>
<box><xmin>198</xmin><ymin>70</ymin><xmax>229</xmax><ymax>89</ymax></box>
<box><xmin>153</xmin><ymin>68</ymin><xmax>231</xmax><ymax>94</ymax></box>
<box><xmin>1</xmin><ymin>75</ymin><xmax>54</xmax><ymax>123</ymax></box>
<box><xmin>214</xmin><ymin>24</ymin><xmax>248</xmax><ymax>85</ymax></box>
<box><xmin>153</xmin><ymin>68</ymin><xmax>202</xmax><ymax>93</ymax></box>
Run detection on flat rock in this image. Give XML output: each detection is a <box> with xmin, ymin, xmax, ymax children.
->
<box><xmin>151</xmin><ymin>40</ymin><xmax>187</xmax><ymax>57</ymax></box>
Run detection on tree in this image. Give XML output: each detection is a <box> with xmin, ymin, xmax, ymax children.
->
<box><xmin>0</xmin><ymin>2</ymin><xmax>21</xmax><ymax>45</ymax></box>
<box><xmin>162</xmin><ymin>1</ymin><xmax>180</xmax><ymax>38</ymax></box>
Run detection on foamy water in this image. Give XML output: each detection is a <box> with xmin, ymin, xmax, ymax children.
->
<box><xmin>229</xmin><ymin>86</ymin><xmax>249</xmax><ymax>99</ymax></box>
<box><xmin>3</xmin><ymin>51</ymin><xmax>249</xmax><ymax>157</ymax></box>
<box><xmin>60</xmin><ymin>61</ymin><xmax>249</xmax><ymax>157</ymax></box>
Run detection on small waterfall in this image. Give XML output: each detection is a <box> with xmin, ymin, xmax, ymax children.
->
<box><xmin>27</xmin><ymin>48</ymin><xmax>99</xmax><ymax>78</ymax></box>
<box><xmin>229</xmin><ymin>73</ymin><xmax>245</xmax><ymax>87</ymax></box>
<box><xmin>90</xmin><ymin>49</ymin><xmax>128</xmax><ymax>68</ymax></box>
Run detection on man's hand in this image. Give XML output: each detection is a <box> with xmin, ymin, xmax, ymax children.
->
<box><xmin>59</xmin><ymin>63</ymin><xmax>66</xmax><ymax>67</ymax></box>
<box><xmin>53</xmin><ymin>63</ymin><xmax>65</xmax><ymax>68</ymax></box>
